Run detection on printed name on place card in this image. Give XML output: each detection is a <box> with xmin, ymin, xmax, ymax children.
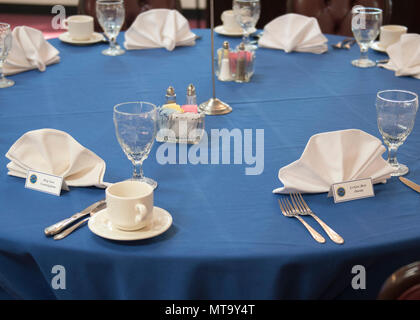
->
<box><xmin>331</xmin><ymin>178</ymin><xmax>375</xmax><ymax>203</ymax></box>
<box><xmin>25</xmin><ymin>170</ymin><xmax>63</xmax><ymax>196</ymax></box>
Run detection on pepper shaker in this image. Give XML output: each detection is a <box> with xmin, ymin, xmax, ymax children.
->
<box><xmin>165</xmin><ymin>86</ymin><xmax>176</xmax><ymax>104</ymax></box>
<box><xmin>235</xmin><ymin>42</ymin><xmax>246</xmax><ymax>83</ymax></box>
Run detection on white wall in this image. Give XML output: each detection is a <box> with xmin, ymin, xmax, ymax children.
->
<box><xmin>181</xmin><ymin>0</ymin><xmax>206</xmax><ymax>10</ymax></box>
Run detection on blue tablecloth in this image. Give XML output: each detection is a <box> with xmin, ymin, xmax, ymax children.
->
<box><xmin>1</xmin><ymin>29</ymin><xmax>419</xmax><ymax>300</ymax></box>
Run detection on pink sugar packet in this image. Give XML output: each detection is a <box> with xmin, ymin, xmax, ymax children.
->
<box><xmin>181</xmin><ymin>105</ymin><xmax>198</xmax><ymax>113</ymax></box>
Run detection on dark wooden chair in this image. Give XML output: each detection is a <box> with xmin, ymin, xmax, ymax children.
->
<box><xmin>286</xmin><ymin>0</ymin><xmax>393</xmax><ymax>36</ymax></box>
<box><xmin>378</xmin><ymin>262</ymin><xmax>420</xmax><ymax>300</ymax></box>
<box><xmin>78</xmin><ymin>0</ymin><xmax>182</xmax><ymax>31</ymax></box>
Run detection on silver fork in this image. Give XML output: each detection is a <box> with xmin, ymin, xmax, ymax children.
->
<box><xmin>290</xmin><ymin>193</ymin><xmax>344</xmax><ymax>245</ymax></box>
<box><xmin>332</xmin><ymin>38</ymin><xmax>354</xmax><ymax>49</ymax></box>
<box><xmin>278</xmin><ymin>199</ymin><xmax>326</xmax><ymax>244</ymax></box>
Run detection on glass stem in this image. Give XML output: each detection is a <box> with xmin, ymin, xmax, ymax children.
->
<box><xmin>109</xmin><ymin>36</ymin><xmax>117</xmax><ymax>50</ymax></box>
<box><xmin>242</xmin><ymin>31</ymin><xmax>250</xmax><ymax>46</ymax></box>
<box><xmin>132</xmin><ymin>161</ymin><xmax>144</xmax><ymax>180</ymax></box>
<box><xmin>388</xmin><ymin>145</ymin><xmax>400</xmax><ymax>167</ymax></box>
<box><xmin>0</xmin><ymin>59</ymin><xmax>5</xmax><ymax>82</ymax></box>
<box><xmin>360</xmin><ymin>47</ymin><xmax>369</xmax><ymax>61</ymax></box>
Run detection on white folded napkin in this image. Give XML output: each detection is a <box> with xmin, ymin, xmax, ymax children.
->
<box><xmin>273</xmin><ymin>129</ymin><xmax>394</xmax><ymax>194</ymax></box>
<box><xmin>380</xmin><ymin>33</ymin><xmax>420</xmax><ymax>79</ymax></box>
<box><xmin>5</xmin><ymin>129</ymin><xmax>108</xmax><ymax>190</ymax></box>
<box><xmin>4</xmin><ymin>26</ymin><xmax>60</xmax><ymax>76</ymax></box>
<box><xmin>259</xmin><ymin>13</ymin><xmax>328</xmax><ymax>54</ymax></box>
<box><xmin>124</xmin><ymin>9</ymin><xmax>196</xmax><ymax>51</ymax></box>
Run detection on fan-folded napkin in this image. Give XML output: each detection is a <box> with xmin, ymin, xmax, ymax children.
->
<box><xmin>258</xmin><ymin>13</ymin><xmax>328</xmax><ymax>54</ymax></box>
<box><xmin>273</xmin><ymin>129</ymin><xmax>394</xmax><ymax>194</ymax></box>
<box><xmin>5</xmin><ymin>129</ymin><xmax>108</xmax><ymax>190</ymax></box>
<box><xmin>124</xmin><ymin>9</ymin><xmax>196</xmax><ymax>51</ymax></box>
<box><xmin>4</xmin><ymin>26</ymin><xmax>60</xmax><ymax>75</ymax></box>
<box><xmin>380</xmin><ymin>33</ymin><xmax>420</xmax><ymax>79</ymax></box>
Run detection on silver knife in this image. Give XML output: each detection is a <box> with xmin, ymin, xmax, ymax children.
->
<box><xmin>399</xmin><ymin>177</ymin><xmax>420</xmax><ymax>194</ymax></box>
<box><xmin>53</xmin><ymin>202</ymin><xmax>107</xmax><ymax>240</ymax></box>
<box><xmin>44</xmin><ymin>199</ymin><xmax>106</xmax><ymax>236</ymax></box>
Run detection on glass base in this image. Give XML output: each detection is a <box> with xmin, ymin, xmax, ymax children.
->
<box><xmin>0</xmin><ymin>77</ymin><xmax>14</xmax><ymax>88</ymax></box>
<box><xmin>237</xmin><ymin>43</ymin><xmax>258</xmax><ymax>51</ymax></box>
<box><xmin>352</xmin><ymin>58</ymin><xmax>376</xmax><ymax>68</ymax></box>
<box><xmin>102</xmin><ymin>45</ymin><xmax>125</xmax><ymax>56</ymax></box>
<box><xmin>130</xmin><ymin>176</ymin><xmax>158</xmax><ymax>190</ymax></box>
<box><xmin>390</xmin><ymin>163</ymin><xmax>409</xmax><ymax>177</ymax></box>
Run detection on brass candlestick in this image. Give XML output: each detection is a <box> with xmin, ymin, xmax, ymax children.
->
<box><xmin>198</xmin><ymin>0</ymin><xmax>232</xmax><ymax>115</ymax></box>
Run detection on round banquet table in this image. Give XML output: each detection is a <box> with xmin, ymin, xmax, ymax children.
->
<box><xmin>0</xmin><ymin>29</ymin><xmax>419</xmax><ymax>300</ymax></box>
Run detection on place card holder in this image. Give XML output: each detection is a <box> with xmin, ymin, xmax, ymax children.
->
<box><xmin>329</xmin><ymin>178</ymin><xmax>375</xmax><ymax>203</ymax></box>
<box><xmin>25</xmin><ymin>169</ymin><xmax>64</xmax><ymax>196</ymax></box>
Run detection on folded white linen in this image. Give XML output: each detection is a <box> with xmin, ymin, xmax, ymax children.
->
<box><xmin>4</xmin><ymin>26</ymin><xmax>60</xmax><ymax>76</ymax></box>
<box><xmin>5</xmin><ymin>129</ymin><xmax>108</xmax><ymax>190</ymax></box>
<box><xmin>380</xmin><ymin>33</ymin><xmax>420</xmax><ymax>79</ymax></box>
<box><xmin>258</xmin><ymin>13</ymin><xmax>328</xmax><ymax>54</ymax></box>
<box><xmin>273</xmin><ymin>129</ymin><xmax>394</xmax><ymax>194</ymax></box>
<box><xmin>124</xmin><ymin>9</ymin><xmax>196</xmax><ymax>51</ymax></box>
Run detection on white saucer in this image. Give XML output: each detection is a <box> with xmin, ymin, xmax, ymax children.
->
<box><xmin>88</xmin><ymin>207</ymin><xmax>173</xmax><ymax>241</ymax></box>
<box><xmin>371</xmin><ymin>41</ymin><xmax>387</xmax><ymax>53</ymax></box>
<box><xmin>58</xmin><ymin>32</ymin><xmax>105</xmax><ymax>45</ymax></box>
<box><xmin>214</xmin><ymin>25</ymin><xmax>257</xmax><ymax>37</ymax></box>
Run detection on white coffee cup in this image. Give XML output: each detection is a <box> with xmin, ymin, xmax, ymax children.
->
<box><xmin>221</xmin><ymin>10</ymin><xmax>242</xmax><ymax>33</ymax></box>
<box><xmin>379</xmin><ymin>25</ymin><xmax>407</xmax><ymax>49</ymax></box>
<box><xmin>64</xmin><ymin>15</ymin><xmax>94</xmax><ymax>41</ymax></box>
<box><xmin>106</xmin><ymin>181</ymin><xmax>154</xmax><ymax>231</ymax></box>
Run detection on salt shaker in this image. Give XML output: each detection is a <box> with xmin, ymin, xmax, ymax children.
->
<box><xmin>186</xmin><ymin>84</ymin><xmax>197</xmax><ymax>105</ymax></box>
<box><xmin>217</xmin><ymin>41</ymin><xmax>233</xmax><ymax>81</ymax></box>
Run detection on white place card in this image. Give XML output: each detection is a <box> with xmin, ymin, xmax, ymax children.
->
<box><xmin>331</xmin><ymin>178</ymin><xmax>374</xmax><ymax>203</ymax></box>
<box><xmin>25</xmin><ymin>170</ymin><xmax>63</xmax><ymax>196</ymax></box>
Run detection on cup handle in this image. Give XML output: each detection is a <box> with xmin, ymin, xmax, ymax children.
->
<box><xmin>62</xmin><ymin>19</ymin><xmax>69</xmax><ymax>30</ymax></box>
<box><xmin>134</xmin><ymin>203</ymin><xmax>147</xmax><ymax>225</ymax></box>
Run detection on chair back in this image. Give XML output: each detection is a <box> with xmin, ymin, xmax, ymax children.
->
<box><xmin>287</xmin><ymin>0</ymin><xmax>392</xmax><ymax>36</ymax></box>
<box><xmin>78</xmin><ymin>0</ymin><xmax>182</xmax><ymax>31</ymax></box>
<box><xmin>378</xmin><ymin>262</ymin><xmax>420</xmax><ymax>300</ymax></box>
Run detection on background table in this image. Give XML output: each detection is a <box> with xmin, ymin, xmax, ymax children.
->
<box><xmin>1</xmin><ymin>30</ymin><xmax>419</xmax><ymax>300</ymax></box>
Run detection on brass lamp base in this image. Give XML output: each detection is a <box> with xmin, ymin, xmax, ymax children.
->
<box><xmin>199</xmin><ymin>98</ymin><xmax>232</xmax><ymax>116</ymax></box>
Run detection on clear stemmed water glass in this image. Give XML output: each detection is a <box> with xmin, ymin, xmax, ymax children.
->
<box><xmin>0</xmin><ymin>23</ymin><xmax>14</xmax><ymax>88</ymax></box>
<box><xmin>232</xmin><ymin>0</ymin><xmax>260</xmax><ymax>51</ymax></box>
<box><xmin>114</xmin><ymin>102</ymin><xmax>158</xmax><ymax>189</ymax></box>
<box><xmin>351</xmin><ymin>7</ymin><xmax>382</xmax><ymax>68</ymax></box>
<box><xmin>96</xmin><ymin>0</ymin><xmax>125</xmax><ymax>56</ymax></box>
<box><xmin>376</xmin><ymin>90</ymin><xmax>419</xmax><ymax>177</ymax></box>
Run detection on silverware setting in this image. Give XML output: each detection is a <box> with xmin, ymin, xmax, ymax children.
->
<box><xmin>278</xmin><ymin>193</ymin><xmax>344</xmax><ymax>244</ymax></box>
<box><xmin>44</xmin><ymin>199</ymin><xmax>105</xmax><ymax>237</ymax></box>
<box><xmin>399</xmin><ymin>177</ymin><xmax>420</xmax><ymax>194</ymax></box>
<box><xmin>53</xmin><ymin>201</ymin><xmax>107</xmax><ymax>240</ymax></box>
<box><xmin>376</xmin><ymin>59</ymin><xmax>389</xmax><ymax>65</ymax></box>
<box><xmin>332</xmin><ymin>38</ymin><xmax>356</xmax><ymax>50</ymax></box>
